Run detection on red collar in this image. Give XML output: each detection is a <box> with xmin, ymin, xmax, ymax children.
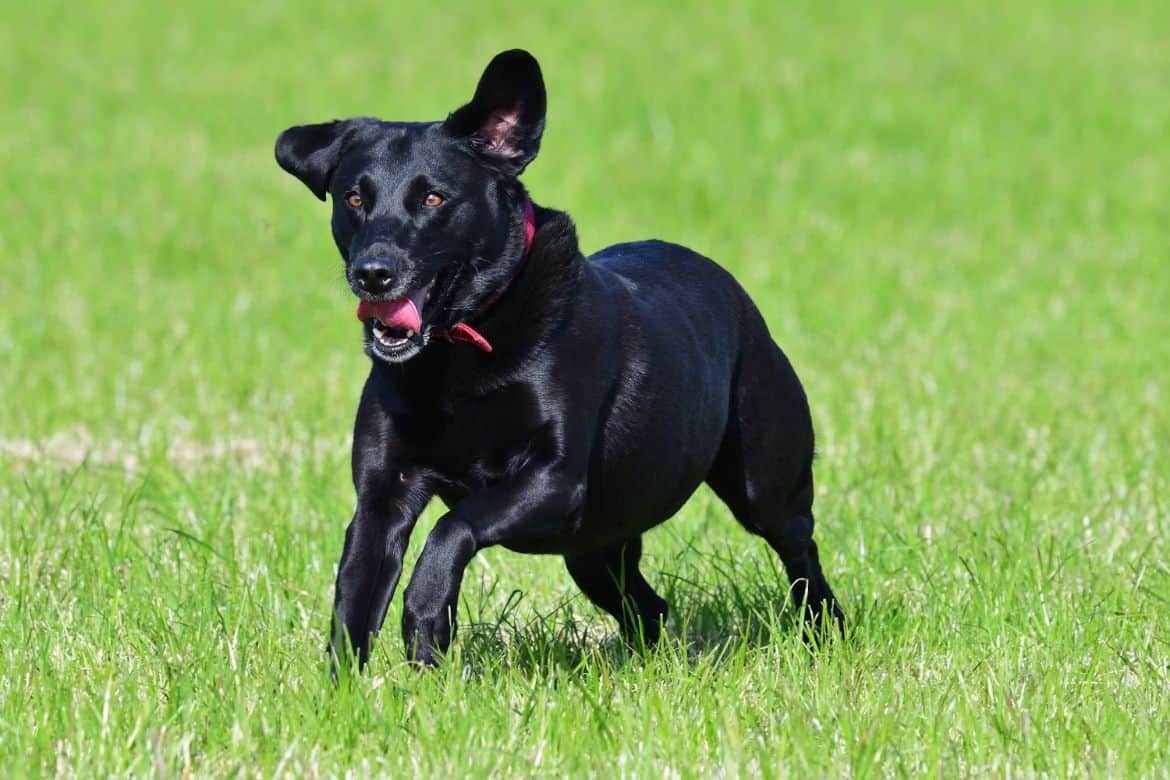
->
<box><xmin>436</xmin><ymin>197</ymin><xmax>535</xmax><ymax>353</ymax></box>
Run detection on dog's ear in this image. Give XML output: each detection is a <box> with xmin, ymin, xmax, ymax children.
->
<box><xmin>442</xmin><ymin>49</ymin><xmax>546</xmax><ymax>176</ymax></box>
<box><xmin>275</xmin><ymin>119</ymin><xmax>370</xmax><ymax>200</ymax></box>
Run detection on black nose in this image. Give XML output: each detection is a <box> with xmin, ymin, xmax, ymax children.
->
<box><xmin>353</xmin><ymin>258</ymin><xmax>394</xmax><ymax>294</ymax></box>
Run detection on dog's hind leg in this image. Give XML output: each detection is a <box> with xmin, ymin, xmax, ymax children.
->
<box><xmin>705</xmin><ymin>334</ymin><xmax>844</xmax><ymax>636</ymax></box>
<box><xmin>564</xmin><ymin>536</ymin><xmax>668</xmax><ymax>648</ymax></box>
<box><xmin>709</xmin><ymin>459</ymin><xmax>844</xmax><ymax>636</ymax></box>
<box><xmin>761</xmin><ymin>503</ymin><xmax>844</xmax><ymax>637</ymax></box>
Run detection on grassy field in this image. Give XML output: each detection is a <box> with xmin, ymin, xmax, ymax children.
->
<box><xmin>2</xmin><ymin>0</ymin><xmax>1169</xmax><ymax>775</ymax></box>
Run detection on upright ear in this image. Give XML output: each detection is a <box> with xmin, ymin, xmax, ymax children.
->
<box><xmin>442</xmin><ymin>49</ymin><xmax>546</xmax><ymax>176</ymax></box>
<box><xmin>275</xmin><ymin>118</ymin><xmax>372</xmax><ymax>200</ymax></box>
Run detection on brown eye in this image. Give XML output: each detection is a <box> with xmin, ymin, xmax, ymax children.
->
<box><xmin>346</xmin><ymin>192</ymin><xmax>363</xmax><ymax>209</ymax></box>
<box><xmin>423</xmin><ymin>192</ymin><xmax>444</xmax><ymax>207</ymax></box>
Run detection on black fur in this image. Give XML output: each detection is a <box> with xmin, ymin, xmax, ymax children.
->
<box><xmin>276</xmin><ymin>49</ymin><xmax>843</xmax><ymax>669</ymax></box>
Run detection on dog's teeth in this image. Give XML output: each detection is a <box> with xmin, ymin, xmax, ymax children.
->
<box><xmin>405</xmin><ymin>328</ymin><xmax>415</xmax><ymax>338</ymax></box>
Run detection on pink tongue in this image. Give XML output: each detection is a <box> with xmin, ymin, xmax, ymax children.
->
<box><xmin>355</xmin><ymin>298</ymin><xmax>493</xmax><ymax>353</ymax></box>
<box><xmin>356</xmin><ymin>298</ymin><xmax>421</xmax><ymax>332</ymax></box>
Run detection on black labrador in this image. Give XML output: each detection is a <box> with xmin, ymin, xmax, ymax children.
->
<box><xmin>276</xmin><ymin>50</ymin><xmax>843</xmax><ymax>669</ymax></box>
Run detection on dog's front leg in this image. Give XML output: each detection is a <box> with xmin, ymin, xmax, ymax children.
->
<box><xmin>331</xmin><ymin>469</ymin><xmax>433</xmax><ymax>673</ymax></box>
<box><xmin>401</xmin><ymin>468</ymin><xmax>585</xmax><ymax>666</ymax></box>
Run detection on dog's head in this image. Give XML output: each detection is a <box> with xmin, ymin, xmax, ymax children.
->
<box><xmin>276</xmin><ymin>50</ymin><xmax>545</xmax><ymax>363</ymax></box>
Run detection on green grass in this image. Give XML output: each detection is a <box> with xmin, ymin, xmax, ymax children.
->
<box><xmin>2</xmin><ymin>0</ymin><xmax>1169</xmax><ymax>775</ymax></box>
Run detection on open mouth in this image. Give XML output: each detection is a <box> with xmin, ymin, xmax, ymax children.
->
<box><xmin>357</xmin><ymin>278</ymin><xmax>437</xmax><ymax>362</ymax></box>
<box><xmin>370</xmin><ymin>320</ymin><xmax>418</xmax><ymax>349</ymax></box>
<box><xmin>355</xmin><ymin>267</ymin><xmax>494</xmax><ymax>361</ymax></box>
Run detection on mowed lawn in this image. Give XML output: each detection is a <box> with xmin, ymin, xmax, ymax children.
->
<box><xmin>2</xmin><ymin>0</ymin><xmax>1168</xmax><ymax>776</ymax></box>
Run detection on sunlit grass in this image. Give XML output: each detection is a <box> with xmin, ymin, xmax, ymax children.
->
<box><xmin>1</xmin><ymin>0</ymin><xmax>1168</xmax><ymax>775</ymax></box>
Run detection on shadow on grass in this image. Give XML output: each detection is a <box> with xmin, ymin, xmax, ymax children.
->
<box><xmin>451</xmin><ymin>546</ymin><xmax>871</xmax><ymax>678</ymax></box>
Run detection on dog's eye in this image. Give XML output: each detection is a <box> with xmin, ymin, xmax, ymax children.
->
<box><xmin>423</xmin><ymin>192</ymin><xmax>445</xmax><ymax>208</ymax></box>
<box><xmin>345</xmin><ymin>192</ymin><xmax>363</xmax><ymax>209</ymax></box>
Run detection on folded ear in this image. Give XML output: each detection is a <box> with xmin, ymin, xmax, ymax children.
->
<box><xmin>442</xmin><ymin>49</ymin><xmax>546</xmax><ymax>176</ymax></box>
<box><xmin>275</xmin><ymin>118</ymin><xmax>372</xmax><ymax>200</ymax></box>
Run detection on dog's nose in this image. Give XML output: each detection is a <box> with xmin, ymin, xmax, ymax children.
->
<box><xmin>353</xmin><ymin>258</ymin><xmax>394</xmax><ymax>294</ymax></box>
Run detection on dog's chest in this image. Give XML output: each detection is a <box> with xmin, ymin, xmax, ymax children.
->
<box><xmin>429</xmin><ymin>430</ymin><xmax>534</xmax><ymax>497</ymax></box>
<box><xmin>396</xmin><ymin>388</ymin><xmax>543</xmax><ymax>493</ymax></box>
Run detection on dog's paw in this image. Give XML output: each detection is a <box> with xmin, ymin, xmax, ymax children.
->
<box><xmin>402</xmin><ymin>610</ymin><xmax>452</xmax><ymax>668</ymax></box>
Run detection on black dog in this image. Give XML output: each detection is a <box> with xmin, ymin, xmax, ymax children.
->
<box><xmin>276</xmin><ymin>50</ymin><xmax>843</xmax><ymax>668</ymax></box>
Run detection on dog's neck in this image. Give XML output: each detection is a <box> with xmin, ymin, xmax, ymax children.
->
<box><xmin>470</xmin><ymin>203</ymin><xmax>584</xmax><ymax>358</ymax></box>
<box><xmin>376</xmin><ymin>202</ymin><xmax>585</xmax><ymax>396</ymax></box>
<box><xmin>434</xmin><ymin>198</ymin><xmax>537</xmax><ymax>351</ymax></box>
